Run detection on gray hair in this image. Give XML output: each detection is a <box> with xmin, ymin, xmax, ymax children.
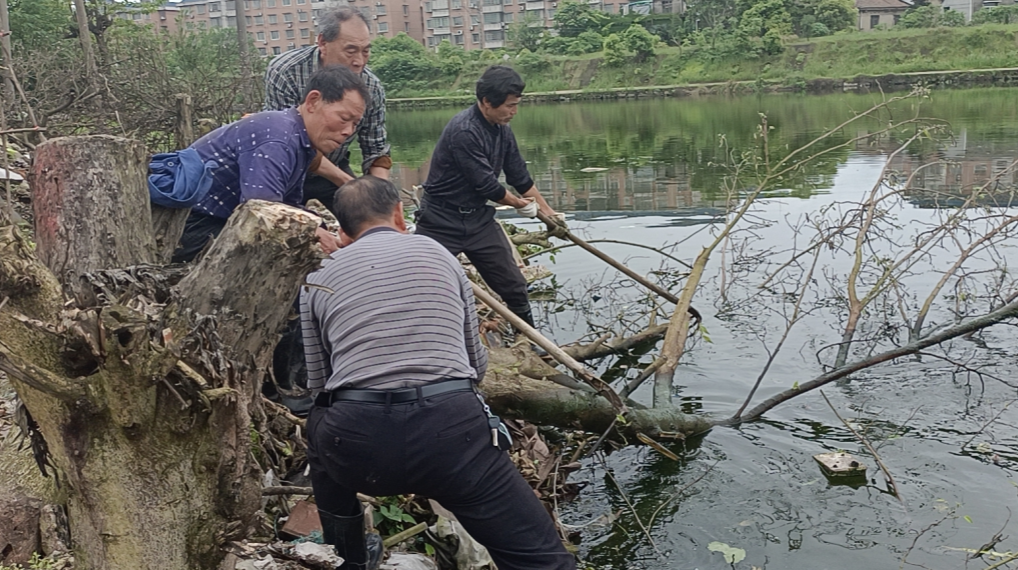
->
<box><xmin>318</xmin><ymin>7</ymin><xmax>370</xmax><ymax>43</ymax></box>
<box><xmin>333</xmin><ymin>176</ymin><xmax>402</xmax><ymax>237</ymax></box>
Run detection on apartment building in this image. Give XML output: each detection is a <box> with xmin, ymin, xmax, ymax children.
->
<box><xmin>121</xmin><ymin>0</ymin><xmax>426</xmax><ymax>56</ymax></box>
<box><xmin>420</xmin><ymin>0</ymin><xmax>560</xmax><ymax>49</ymax></box>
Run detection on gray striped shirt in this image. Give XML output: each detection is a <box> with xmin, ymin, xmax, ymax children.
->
<box><xmin>300</xmin><ymin>227</ymin><xmax>488</xmax><ymax>391</ymax></box>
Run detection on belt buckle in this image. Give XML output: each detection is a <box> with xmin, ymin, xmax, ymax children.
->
<box><xmin>457</xmin><ymin>206</ymin><xmax>475</xmax><ymax>214</ymax></box>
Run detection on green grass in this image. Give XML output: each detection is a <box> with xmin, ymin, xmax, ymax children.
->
<box><xmin>391</xmin><ymin>24</ymin><xmax>1018</xmax><ymax>99</ymax></box>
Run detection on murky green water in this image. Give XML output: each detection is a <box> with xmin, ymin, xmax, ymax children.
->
<box><xmin>388</xmin><ymin>89</ymin><xmax>1018</xmax><ymax>569</ymax></box>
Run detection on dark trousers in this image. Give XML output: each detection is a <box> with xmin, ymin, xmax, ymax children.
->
<box><xmin>303</xmin><ymin>154</ymin><xmax>355</xmax><ymax>219</ymax></box>
<box><xmin>415</xmin><ymin>202</ymin><xmax>532</xmax><ymax>316</ymax></box>
<box><xmin>307</xmin><ymin>389</ymin><xmax>576</xmax><ymax>570</ymax></box>
<box><xmin>171</xmin><ymin>212</ymin><xmax>227</xmax><ymax>263</ymax></box>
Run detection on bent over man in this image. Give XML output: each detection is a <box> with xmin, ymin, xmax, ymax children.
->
<box><xmin>264</xmin><ymin>7</ymin><xmax>391</xmax><ymax>216</ymax></box>
<box><xmin>301</xmin><ymin>176</ymin><xmax>575</xmax><ymax>570</ymax></box>
<box><xmin>170</xmin><ymin>65</ymin><xmax>367</xmax><ymax>263</ymax></box>
<box><xmin>415</xmin><ymin>65</ymin><xmax>558</xmax><ymax>330</ymax></box>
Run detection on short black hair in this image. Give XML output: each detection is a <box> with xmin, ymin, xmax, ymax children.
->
<box><xmin>475</xmin><ymin>65</ymin><xmax>525</xmax><ymax>108</ymax></box>
<box><xmin>303</xmin><ymin>65</ymin><xmax>369</xmax><ymax>105</ymax></box>
<box><xmin>318</xmin><ymin>7</ymin><xmax>370</xmax><ymax>43</ymax></box>
<box><xmin>333</xmin><ymin>176</ymin><xmax>402</xmax><ymax>237</ymax></box>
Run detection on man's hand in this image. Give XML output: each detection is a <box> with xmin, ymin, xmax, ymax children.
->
<box><xmin>316</xmin><ymin>226</ymin><xmax>343</xmax><ymax>255</ymax></box>
<box><xmin>313</xmin><ymin>159</ymin><xmax>355</xmax><ymax>187</ymax></box>
<box><xmin>515</xmin><ymin>198</ymin><xmax>538</xmax><ymax>218</ymax></box>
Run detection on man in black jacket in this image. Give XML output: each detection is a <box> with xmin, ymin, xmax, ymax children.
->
<box><xmin>415</xmin><ymin>66</ymin><xmax>559</xmax><ymax>329</ymax></box>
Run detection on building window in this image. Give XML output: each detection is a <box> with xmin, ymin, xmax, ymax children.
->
<box><xmin>254</xmin><ymin>14</ymin><xmax>263</xmax><ymax>24</ymax></box>
<box><xmin>298</xmin><ymin>0</ymin><xmax>306</xmax><ymax>3</ymax></box>
<box><xmin>269</xmin><ymin>13</ymin><xmax>277</xmax><ymax>23</ymax></box>
<box><xmin>227</xmin><ymin>15</ymin><xmax>236</xmax><ymax>26</ymax></box>
<box><xmin>504</xmin><ymin>12</ymin><xmax>514</xmax><ymax>21</ymax></box>
<box><xmin>483</xmin><ymin>0</ymin><xmax>500</xmax><ymax>5</ymax></box>
<box><xmin>300</xmin><ymin>27</ymin><xmax>310</xmax><ymax>37</ymax></box>
<box><xmin>452</xmin><ymin>0</ymin><xmax>462</xmax><ymax>7</ymax></box>
<box><xmin>267</xmin><ymin>0</ymin><xmax>275</xmax><ymax>6</ymax></box>
<box><xmin>471</xmin><ymin>32</ymin><xmax>479</xmax><ymax>43</ymax></box>
<box><xmin>376</xmin><ymin>4</ymin><xmax>387</xmax><ymax>14</ymax></box>
<box><xmin>210</xmin><ymin>16</ymin><xmax>222</xmax><ymax>26</ymax></box>
<box><xmin>378</xmin><ymin>21</ymin><xmax>388</xmax><ymax>31</ymax></box>
<box><xmin>425</xmin><ymin>1</ymin><xmax>432</xmax><ymax>11</ymax></box>
<box><xmin>197</xmin><ymin>4</ymin><xmax>206</xmax><ymax>14</ymax></box>
<box><xmin>273</xmin><ymin>46</ymin><xmax>281</xmax><ymax>54</ymax></box>
<box><xmin>246</xmin><ymin>16</ymin><xmax>253</xmax><ymax>24</ymax></box>
<box><xmin>271</xmin><ymin>30</ymin><xmax>280</xmax><ymax>38</ymax></box>
<box><xmin>226</xmin><ymin>0</ymin><xmax>236</xmax><ymax>9</ymax></box>
<box><xmin>405</xmin><ymin>22</ymin><xmax>410</xmax><ymax>30</ymax></box>
<box><xmin>483</xmin><ymin>11</ymin><xmax>502</xmax><ymax>23</ymax></box>
<box><xmin>209</xmin><ymin>2</ymin><xmax>221</xmax><ymax>11</ymax></box>
<box><xmin>257</xmin><ymin>31</ymin><xmax>265</xmax><ymax>39</ymax></box>
<box><xmin>604</xmin><ymin>3</ymin><xmax>613</xmax><ymax>12</ymax></box>
<box><xmin>299</xmin><ymin>11</ymin><xmax>308</xmax><ymax>20</ymax></box>
<box><xmin>870</xmin><ymin>14</ymin><xmax>879</xmax><ymax>27</ymax></box>
<box><xmin>427</xmin><ymin>16</ymin><xmax>450</xmax><ymax>27</ymax></box>
<box><xmin>427</xmin><ymin>36</ymin><xmax>436</xmax><ymax>46</ymax></box>
<box><xmin>504</xmin><ymin>0</ymin><xmax>512</xmax><ymax>5</ymax></box>
<box><xmin>470</xmin><ymin>14</ymin><xmax>480</xmax><ymax>24</ymax></box>
<box><xmin>454</xmin><ymin>33</ymin><xmax>464</xmax><ymax>43</ymax></box>
<box><xmin>132</xmin><ymin>12</ymin><xmax>141</xmax><ymax>20</ymax></box>
<box><xmin>286</xmin><ymin>29</ymin><xmax>295</xmax><ymax>38</ymax></box>
<box><xmin>284</xmin><ymin>12</ymin><xmax>293</xmax><ymax>21</ymax></box>
<box><xmin>252</xmin><ymin>0</ymin><xmax>261</xmax><ymax>7</ymax></box>
<box><xmin>484</xmin><ymin>29</ymin><xmax>503</xmax><ymax>40</ymax></box>
<box><xmin>403</xmin><ymin>4</ymin><xmax>410</xmax><ymax>14</ymax></box>
<box><xmin>893</xmin><ymin>14</ymin><xmax>901</xmax><ymax>24</ymax></box>
<box><xmin>453</xmin><ymin>15</ymin><xmax>463</xmax><ymax>25</ymax></box>
<box><xmin>282</xmin><ymin>0</ymin><xmax>291</xmax><ymax>5</ymax></box>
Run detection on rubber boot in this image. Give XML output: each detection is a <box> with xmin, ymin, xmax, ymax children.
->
<box><xmin>319</xmin><ymin>507</ymin><xmax>383</xmax><ymax>569</ymax></box>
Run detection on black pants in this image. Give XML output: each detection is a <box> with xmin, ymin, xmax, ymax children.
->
<box><xmin>171</xmin><ymin>212</ymin><xmax>227</xmax><ymax>264</ymax></box>
<box><xmin>303</xmin><ymin>155</ymin><xmax>355</xmax><ymax>219</ymax></box>
<box><xmin>307</xmin><ymin>389</ymin><xmax>576</xmax><ymax>570</ymax></box>
<box><xmin>415</xmin><ymin>202</ymin><xmax>532</xmax><ymax>316</ymax></box>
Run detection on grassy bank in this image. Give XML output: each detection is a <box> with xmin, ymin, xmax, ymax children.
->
<box><xmin>389</xmin><ymin>24</ymin><xmax>1018</xmax><ymax>100</ymax></box>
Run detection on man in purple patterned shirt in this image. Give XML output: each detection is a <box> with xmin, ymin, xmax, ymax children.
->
<box><xmin>171</xmin><ymin>65</ymin><xmax>366</xmax><ymax>263</ymax></box>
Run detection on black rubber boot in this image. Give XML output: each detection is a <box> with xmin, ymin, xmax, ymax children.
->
<box><xmin>319</xmin><ymin>507</ymin><xmax>383</xmax><ymax>569</ymax></box>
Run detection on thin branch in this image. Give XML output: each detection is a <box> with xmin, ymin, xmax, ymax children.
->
<box><xmin>604</xmin><ymin>463</ymin><xmax>663</xmax><ymax>559</ymax></box>
<box><xmin>820</xmin><ymin>390</ymin><xmax>902</xmax><ymax>502</ymax></box>
<box><xmin>647</xmin><ymin>459</ymin><xmax>720</xmax><ymax>528</ymax></box>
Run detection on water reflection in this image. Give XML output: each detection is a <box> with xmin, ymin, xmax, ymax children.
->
<box><xmin>385</xmin><ymin>88</ymin><xmax>1018</xmax><ymax>212</ymax></box>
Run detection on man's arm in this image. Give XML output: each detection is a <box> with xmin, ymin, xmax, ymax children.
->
<box><xmin>521</xmin><ymin>185</ymin><xmax>556</xmax><ymax>217</ymax></box>
<box><xmin>312</xmin><ymin>155</ymin><xmax>355</xmax><ymax>187</ymax></box>
<box><xmin>358</xmin><ymin>75</ymin><xmax>391</xmax><ymax>179</ymax></box>
<box><xmin>300</xmin><ymin>288</ymin><xmax>331</xmax><ymax>392</ymax></box>
<box><xmin>237</xmin><ymin>141</ymin><xmax>299</xmax><ymax>203</ymax></box>
<box><xmin>451</xmin><ymin>130</ymin><xmax>524</xmax><ymax>206</ymax></box>
<box><xmin>503</xmin><ymin>128</ymin><xmax>557</xmax><ymax>216</ymax></box>
<box><xmin>458</xmin><ymin>269</ymin><xmax>488</xmax><ymax>382</ymax></box>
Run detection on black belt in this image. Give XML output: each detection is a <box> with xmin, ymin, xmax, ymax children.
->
<box><xmin>314</xmin><ymin>379</ymin><xmax>475</xmax><ymax>407</ymax></box>
<box><xmin>426</xmin><ymin>197</ymin><xmax>485</xmax><ymax>215</ymax></box>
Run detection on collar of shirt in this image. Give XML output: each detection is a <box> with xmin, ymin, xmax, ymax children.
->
<box><xmin>357</xmin><ymin>226</ymin><xmax>399</xmax><ymax>240</ymax></box>
<box><xmin>471</xmin><ymin>104</ymin><xmax>500</xmax><ymax>135</ymax></box>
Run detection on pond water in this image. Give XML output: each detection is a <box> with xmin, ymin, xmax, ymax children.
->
<box><xmin>386</xmin><ymin>89</ymin><xmax>1018</xmax><ymax>569</ymax></box>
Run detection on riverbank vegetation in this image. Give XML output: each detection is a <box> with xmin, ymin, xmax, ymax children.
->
<box><xmin>372</xmin><ymin>0</ymin><xmax>1018</xmax><ymax>97</ymax></box>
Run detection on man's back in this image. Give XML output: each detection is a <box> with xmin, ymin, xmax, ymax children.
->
<box><xmin>301</xmin><ymin>229</ymin><xmax>487</xmax><ymax>392</ymax></box>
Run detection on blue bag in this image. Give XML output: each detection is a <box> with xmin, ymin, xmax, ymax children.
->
<box><xmin>147</xmin><ymin>149</ymin><xmax>219</xmax><ymax>209</ymax></box>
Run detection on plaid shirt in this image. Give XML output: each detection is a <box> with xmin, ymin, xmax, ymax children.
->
<box><xmin>264</xmin><ymin>46</ymin><xmax>389</xmax><ymax>174</ymax></box>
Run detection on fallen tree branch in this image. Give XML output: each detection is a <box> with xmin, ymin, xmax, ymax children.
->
<box><xmin>730</xmin><ymin>296</ymin><xmax>1018</xmax><ymax>423</ymax></box>
<box><xmin>820</xmin><ymin>390</ymin><xmax>902</xmax><ymax>502</ymax></box>
<box><xmin>561</xmin><ymin>324</ymin><xmax>668</xmax><ymax>362</ymax></box>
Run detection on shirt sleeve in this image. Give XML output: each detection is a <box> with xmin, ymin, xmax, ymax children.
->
<box><xmin>459</xmin><ymin>269</ymin><xmax>488</xmax><ymax>383</ymax></box>
<box><xmin>237</xmin><ymin>141</ymin><xmax>300</xmax><ymax>204</ymax></box>
<box><xmin>450</xmin><ymin>128</ymin><xmax>509</xmax><ymax>203</ymax></box>
<box><xmin>503</xmin><ymin>127</ymin><xmax>534</xmax><ymax>194</ymax></box>
<box><xmin>358</xmin><ymin>79</ymin><xmax>391</xmax><ymax>173</ymax></box>
<box><xmin>300</xmin><ymin>287</ymin><xmax>331</xmax><ymax>392</ymax></box>
<box><xmin>263</xmin><ymin>63</ymin><xmax>302</xmax><ymax>111</ymax></box>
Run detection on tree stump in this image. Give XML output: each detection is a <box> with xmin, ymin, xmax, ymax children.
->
<box><xmin>3</xmin><ymin>138</ymin><xmax>323</xmax><ymax>570</ymax></box>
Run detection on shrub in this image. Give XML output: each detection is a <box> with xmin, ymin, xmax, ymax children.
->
<box><xmin>514</xmin><ymin>49</ymin><xmax>551</xmax><ymax>73</ymax></box>
<box><xmin>603</xmin><ymin>33</ymin><xmax>628</xmax><ymax>67</ymax></box>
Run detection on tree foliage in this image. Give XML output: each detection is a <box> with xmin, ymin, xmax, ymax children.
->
<box><xmin>8</xmin><ymin>0</ymin><xmax>72</xmax><ymax>51</ymax></box>
<box><xmin>622</xmin><ymin>24</ymin><xmax>658</xmax><ymax>61</ymax></box>
<box><xmin>554</xmin><ymin>0</ymin><xmax>611</xmax><ymax>37</ymax></box>
<box><xmin>899</xmin><ymin>5</ymin><xmax>965</xmax><ymax>28</ymax></box>
<box><xmin>508</xmin><ymin>13</ymin><xmax>545</xmax><ymax>52</ymax></box>
<box><xmin>971</xmin><ymin>4</ymin><xmax>1018</xmax><ymax>24</ymax></box>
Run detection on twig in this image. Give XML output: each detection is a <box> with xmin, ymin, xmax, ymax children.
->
<box><xmin>619</xmin><ymin>358</ymin><xmax>663</xmax><ymax>398</ymax></box>
<box><xmin>982</xmin><ymin>552</ymin><xmax>1018</xmax><ymax>570</ymax></box>
<box><xmin>960</xmin><ymin>399</ymin><xmax>1017</xmax><ymax>451</ymax></box>
<box><xmin>0</xmin><ymin>127</ymin><xmax>46</xmax><ymax>135</ymax></box>
<box><xmin>523</xmin><ymin>238</ymin><xmax>693</xmax><ymax>268</ymax></box>
<box><xmin>604</xmin><ymin>463</ymin><xmax>663</xmax><ymax>558</ymax></box>
<box><xmin>820</xmin><ymin>390</ymin><xmax>902</xmax><ymax>503</ymax></box>
<box><xmin>382</xmin><ymin>522</ymin><xmax>428</xmax><ymax>548</ymax></box>
<box><xmin>261</xmin><ymin>486</ymin><xmax>376</xmax><ymax>505</ymax></box>
<box><xmin>647</xmin><ymin>460</ymin><xmax>720</xmax><ymax>528</ymax></box>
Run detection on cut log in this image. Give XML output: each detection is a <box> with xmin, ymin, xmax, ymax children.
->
<box><xmin>151</xmin><ymin>205</ymin><xmax>190</xmax><ymax>264</ymax></box>
<box><xmin>481</xmin><ymin>347</ymin><xmax>713</xmax><ymax>440</ymax></box>
<box><xmin>29</xmin><ymin>135</ymin><xmax>156</xmax><ymax>301</ymax></box>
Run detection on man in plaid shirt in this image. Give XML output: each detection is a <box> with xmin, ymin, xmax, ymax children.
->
<box><xmin>264</xmin><ymin>7</ymin><xmax>391</xmax><ymax>216</ymax></box>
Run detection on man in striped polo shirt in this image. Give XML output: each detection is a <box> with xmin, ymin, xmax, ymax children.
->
<box><xmin>263</xmin><ymin>7</ymin><xmax>391</xmax><ymax>217</ymax></box>
<box><xmin>301</xmin><ymin>176</ymin><xmax>575</xmax><ymax>570</ymax></box>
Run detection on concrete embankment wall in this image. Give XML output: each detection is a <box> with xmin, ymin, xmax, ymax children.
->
<box><xmin>388</xmin><ymin>67</ymin><xmax>1018</xmax><ymax>109</ymax></box>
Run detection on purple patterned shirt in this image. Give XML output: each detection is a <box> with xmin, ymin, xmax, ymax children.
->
<box><xmin>190</xmin><ymin>107</ymin><xmax>316</xmax><ymax>220</ymax></box>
